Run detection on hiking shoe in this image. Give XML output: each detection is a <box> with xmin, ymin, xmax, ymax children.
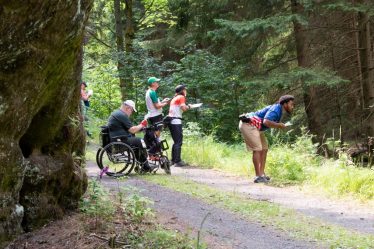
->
<box><xmin>173</xmin><ymin>161</ymin><xmax>187</xmax><ymax>167</ymax></box>
<box><xmin>254</xmin><ymin>176</ymin><xmax>268</xmax><ymax>183</ymax></box>
<box><xmin>262</xmin><ymin>174</ymin><xmax>271</xmax><ymax>181</ymax></box>
<box><xmin>141</xmin><ymin>162</ymin><xmax>154</xmax><ymax>173</ymax></box>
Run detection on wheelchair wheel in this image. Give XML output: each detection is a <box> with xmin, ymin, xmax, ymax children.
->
<box><xmin>160</xmin><ymin>156</ymin><xmax>171</xmax><ymax>175</ymax></box>
<box><xmin>96</xmin><ymin>147</ymin><xmax>103</xmax><ymax>169</ymax></box>
<box><xmin>99</xmin><ymin>142</ymin><xmax>136</xmax><ymax>177</ymax></box>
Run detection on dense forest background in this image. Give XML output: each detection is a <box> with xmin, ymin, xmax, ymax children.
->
<box><xmin>83</xmin><ymin>0</ymin><xmax>374</xmax><ymax>149</ymax></box>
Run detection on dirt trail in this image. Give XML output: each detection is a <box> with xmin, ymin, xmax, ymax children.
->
<box><xmin>170</xmin><ymin>166</ymin><xmax>374</xmax><ymax>235</ymax></box>
<box><xmin>87</xmin><ymin>162</ymin><xmax>320</xmax><ymax>249</ymax></box>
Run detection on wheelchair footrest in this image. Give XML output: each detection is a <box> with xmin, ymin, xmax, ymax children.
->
<box><xmin>161</xmin><ymin>139</ymin><xmax>169</xmax><ymax>150</ymax></box>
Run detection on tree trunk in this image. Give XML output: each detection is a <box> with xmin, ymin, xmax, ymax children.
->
<box><xmin>291</xmin><ymin>0</ymin><xmax>325</xmax><ymax>144</ymax></box>
<box><xmin>114</xmin><ymin>0</ymin><xmax>127</xmax><ymax>100</ymax></box>
<box><xmin>124</xmin><ymin>0</ymin><xmax>134</xmax><ymax>99</ymax></box>
<box><xmin>358</xmin><ymin>12</ymin><xmax>374</xmax><ymax>137</ymax></box>
<box><xmin>0</xmin><ymin>0</ymin><xmax>92</xmax><ymax>246</ymax></box>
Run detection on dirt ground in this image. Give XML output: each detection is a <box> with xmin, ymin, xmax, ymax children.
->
<box><xmin>7</xmin><ymin>160</ymin><xmax>374</xmax><ymax>249</ymax></box>
<box><xmin>85</xmin><ymin>163</ymin><xmax>319</xmax><ymax>249</ymax></box>
<box><xmin>170</xmin><ymin>166</ymin><xmax>374</xmax><ymax>235</ymax></box>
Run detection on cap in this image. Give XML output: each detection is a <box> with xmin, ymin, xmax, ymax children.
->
<box><xmin>123</xmin><ymin>100</ymin><xmax>137</xmax><ymax>112</ymax></box>
<box><xmin>147</xmin><ymin>77</ymin><xmax>161</xmax><ymax>85</ymax></box>
<box><xmin>175</xmin><ymin>84</ymin><xmax>187</xmax><ymax>93</ymax></box>
<box><xmin>279</xmin><ymin>95</ymin><xmax>295</xmax><ymax>105</ymax></box>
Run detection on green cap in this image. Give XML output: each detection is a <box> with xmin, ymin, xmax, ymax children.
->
<box><xmin>147</xmin><ymin>77</ymin><xmax>161</xmax><ymax>85</ymax></box>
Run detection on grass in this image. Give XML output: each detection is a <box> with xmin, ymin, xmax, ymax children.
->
<box><xmin>182</xmin><ymin>133</ymin><xmax>374</xmax><ymax>200</ymax></box>
<box><xmin>79</xmin><ymin>179</ymin><xmax>200</xmax><ymax>248</ymax></box>
<box><xmin>144</xmin><ymin>174</ymin><xmax>374</xmax><ymax>249</ymax></box>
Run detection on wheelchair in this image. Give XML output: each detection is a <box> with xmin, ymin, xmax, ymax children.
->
<box><xmin>96</xmin><ymin>122</ymin><xmax>171</xmax><ymax>178</ymax></box>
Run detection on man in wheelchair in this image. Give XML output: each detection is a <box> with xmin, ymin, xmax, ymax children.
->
<box><xmin>107</xmin><ymin>100</ymin><xmax>154</xmax><ymax>172</ymax></box>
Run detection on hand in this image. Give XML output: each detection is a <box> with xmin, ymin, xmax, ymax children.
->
<box><xmin>140</xmin><ymin>119</ymin><xmax>148</xmax><ymax>127</ymax></box>
<box><xmin>278</xmin><ymin>123</ymin><xmax>286</xmax><ymax>129</ymax></box>
<box><xmin>162</xmin><ymin>98</ymin><xmax>170</xmax><ymax>103</ymax></box>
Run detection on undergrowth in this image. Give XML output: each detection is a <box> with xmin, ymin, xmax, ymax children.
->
<box><xmin>182</xmin><ymin>125</ymin><xmax>374</xmax><ymax>200</ymax></box>
<box><xmin>79</xmin><ymin>179</ymin><xmax>197</xmax><ymax>248</ymax></box>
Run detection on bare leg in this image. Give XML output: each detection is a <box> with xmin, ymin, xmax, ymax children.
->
<box><xmin>252</xmin><ymin>151</ymin><xmax>262</xmax><ymax>176</ymax></box>
<box><xmin>260</xmin><ymin>149</ymin><xmax>268</xmax><ymax>176</ymax></box>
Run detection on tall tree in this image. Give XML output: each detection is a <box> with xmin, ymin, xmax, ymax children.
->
<box><xmin>114</xmin><ymin>0</ymin><xmax>127</xmax><ymax>100</ymax></box>
<box><xmin>124</xmin><ymin>0</ymin><xmax>135</xmax><ymax>99</ymax></box>
<box><xmin>358</xmin><ymin>11</ymin><xmax>374</xmax><ymax>137</ymax></box>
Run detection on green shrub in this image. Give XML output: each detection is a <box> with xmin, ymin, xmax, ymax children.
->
<box><xmin>80</xmin><ymin>180</ymin><xmax>115</xmax><ymax>219</ymax></box>
<box><xmin>120</xmin><ymin>186</ymin><xmax>154</xmax><ymax>223</ymax></box>
<box><xmin>181</xmin><ymin>127</ymin><xmax>374</xmax><ymax>200</ymax></box>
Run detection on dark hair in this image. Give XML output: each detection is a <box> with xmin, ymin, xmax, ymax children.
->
<box><xmin>175</xmin><ymin>84</ymin><xmax>186</xmax><ymax>94</ymax></box>
<box><xmin>279</xmin><ymin>95</ymin><xmax>294</xmax><ymax>105</ymax></box>
<box><xmin>81</xmin><ymin>82</ymin><xmax>87</xmax><ymax>87</ymax></box>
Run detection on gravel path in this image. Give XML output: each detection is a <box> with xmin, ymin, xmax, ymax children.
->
<box><xmin>87</xmin><ymin>162</ymin><xmax>320</xmax><ymax>249</ymax></box>
<box><xmin>170</xmin><ymin>166</ymin><xmax>374</xmax><ymax>235</ymax></box>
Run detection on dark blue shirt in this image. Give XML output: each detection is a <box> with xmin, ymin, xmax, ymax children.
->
<box><xmin>107</xmin><ymin>109</ymin><xmax>133</xmax><ymax>138</ymax></box>
<box><xmin>251</xmin><ymin>104</ymin><xmax>283</xmax><ymax>131</ymax></box>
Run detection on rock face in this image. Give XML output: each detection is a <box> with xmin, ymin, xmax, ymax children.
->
<box><xmin>0</xmin><ymin>0</ymin><xmax>92</xmax><ymax>246</ymax></box>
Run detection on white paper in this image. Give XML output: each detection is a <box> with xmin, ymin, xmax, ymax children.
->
<box><xmin>285</xmin><ymin>121</ymin><xmax>293</xmax><ymax>127</ymax></box>
<box><xmin>189</xmin><ymin>103</ymin><xmax>203</xmax><ymax>109</ymax></box>
<box><xmin>88</xmin><ymin>89</ymin><xmax>93</xmax><ymax>95</ymax></box>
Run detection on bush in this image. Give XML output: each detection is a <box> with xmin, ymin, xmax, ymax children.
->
<box><xmin>182</xmin><ymin>126</ymin><xmax>374</xmax><ymax>200</ymax></box>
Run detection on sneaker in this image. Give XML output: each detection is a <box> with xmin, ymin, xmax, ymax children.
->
<box><xmin>173</xmin><ymin>161</ymin><xmax>187</xmax><ymax>167</ymax></box>
<box><xmin>262</xmin><ymin>174</ymin><xmax>271</xmax><ymax>181</ymax></box>
<box><xmin>254</xmin><ymin>176</ymin><xmax>268</xmax><ymax>183</ymax></box>
<box><xmin>141</xmin><ymin>162</ymin><xmax>153</xmax><ymax>173</ymax></box>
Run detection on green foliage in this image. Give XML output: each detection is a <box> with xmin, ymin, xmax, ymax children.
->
<box><xmin>121</xmin><ymin>186</ymin><xmax>154</xmax><ymax>223</ymax></box>
<box><xmin>182</xmin><ymin>132</ymin><xmax>374</xmax><ymax>200</ymax></box>
<box><xmin>322</xmin><ymin>1</ymin><xmax>374</xmax><ymax>16</ymax></box>
<box><xmin>80</xmin><ymin>180</ymin><xmax>116</xmax><ymax>219</ymax></box>
<box><xmin>212</xmin><ymin>14</ymin><xmax>307</xmax><ymax>39</ymax></box>
<box><xmin>309</xmin><ymin>156</ymin><xmax>374</xmax><ymax>200</ymax></box>
<box><xmin>141</xmin><ymin>0</ymin><xmax>176</xmax><ymax>28</ymax></box>
<box><xmin>247</xmin><ymin>67</ymin><xmax>350</xmax><ymax>89</ymax></box>
<box><xmin>125</xmin><ymin>228</ymin><xmax>197</xmax><ymax>249</ymax></box>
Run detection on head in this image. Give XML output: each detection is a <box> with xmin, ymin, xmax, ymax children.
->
<box><xmin>279</xmin><ymin>95</ymin><xmax>295</xmax><ymax>114</ymax></box>
<box><xmin>147</xmin><ymin>77</ymin><xmax>161</xmax><ymax>89</ymax></box>
<box><xmin>81</xmin><ymin>82</ymin><xmax>87</xmax><ymax>90</ymax></box>
<box><xmin>121</xmin><ymin>100</ymin><xmax>137</xmax><ymax>116</ymax></box>
<box><xmin>175</xmin><ymin>84</ymin><xmax>187</xmax><ymax>96</ymax></box>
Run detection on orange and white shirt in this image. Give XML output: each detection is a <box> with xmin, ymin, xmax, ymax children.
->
<box><xmin>168</xmin><ymin>95</ymin><xmax>187</xmax><ymax>124</ymax></box>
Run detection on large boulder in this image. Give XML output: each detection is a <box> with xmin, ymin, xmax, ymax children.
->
<box><xmin>0</xmin><ymin>0</ymin><xmax>92</xmax><ymax>246</ymax></box>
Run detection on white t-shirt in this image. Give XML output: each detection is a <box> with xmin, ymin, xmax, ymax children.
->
<box><xmin>169</xmin><ymin>95</ymin><xmax>186</xmax><ymax>125</ymax></box>
<box><xmin>145</xmin><ymin>89</ymin><xmax>162</xmax><ymax>118</ymax></box>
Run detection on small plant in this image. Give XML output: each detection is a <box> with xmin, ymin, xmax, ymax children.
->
<box><xmin>80</xmin><ymin>179</ymin><xmax>115</xmax><ymax>229</ymax></box>
<box><xmin>121</xmin><ymin>186</ymin><xmax>154</xmax><ymax>223</ymax></box>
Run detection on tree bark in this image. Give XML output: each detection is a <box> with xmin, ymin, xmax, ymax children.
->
<box><xmin>0</xmin><ymin>0</ymin><xmax>92</xmax><ymax>246</ymax></box>
<box><xmin>114</xmin><ymin>0</ymin><xmax>127</xmax><ymax>100</ymax></box>
<box><xmin>124</xmin><ymin>0</ymin><xmax>134</xmax><ymax>99</ymax></box>
<box><xmin>291</xmin><ymin>0</ymin><xmax>325</xmax><ymax>144</ymax></box>
<box><xmin>358</xmin><ymin>12</ymin><xmax>374</xmax><ymax>137</ymax></box>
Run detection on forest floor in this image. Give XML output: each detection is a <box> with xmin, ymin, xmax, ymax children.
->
<box><xmin>8</xmin><ymin>160</ymin><xmax>374</xmax><ymax>249</ymax></box>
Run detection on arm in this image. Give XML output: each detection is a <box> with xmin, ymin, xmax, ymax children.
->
<box><xmin>81</xmin><ymin>90</ymin><xmax>90</xmax><ymax>101</ymax></box>
<box><xmin>181</xmin><ymin>103</ymin><xmax>190</xmax><ymax>112</ymax></box>
<box><xmin>263</xmin><ymin>119</ymin><xmax>286</xmax><ymax>129</ymax></box>
<box><xmin>153</xmin><ymin>101</ymin><xmax>168</xmax><ymax>109</ymax></box>
<box><xmin>128</xmin><ymin>124</ymin><xmax>145</xmax><ymax>134</ymax></box>
<box><xmin>128</xmin><ymin>119</ymin><xmax>148</xmax><ymax>134</ymax></box>
<box><xmin>150</xmin><ymin>90</ymin><xmax>167</xmax><ymax>109</ymax></box>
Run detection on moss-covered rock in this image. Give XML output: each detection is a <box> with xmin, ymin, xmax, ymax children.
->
<box><xmin>0</xmin><ymin>0</ymin><xmax>92</xmax><ymax>246</ymax></box>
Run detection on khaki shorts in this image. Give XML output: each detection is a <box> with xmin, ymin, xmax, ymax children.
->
<box><xmin>239</xmin><ymin>121</ymin><xmax>268</xmax><ymax>151</ymax></box>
